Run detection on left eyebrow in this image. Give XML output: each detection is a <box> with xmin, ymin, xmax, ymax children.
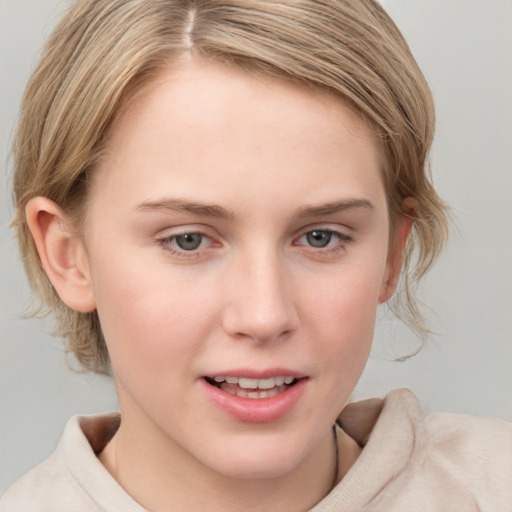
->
<box><xmin>296</xmin><ymin>198</ymin><xmax>375</xmax><ymax>218</ymax></box>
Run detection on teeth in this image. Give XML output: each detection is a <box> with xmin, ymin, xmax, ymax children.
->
<box><xmin>211</xmin><ymin>376</ymin><xmax>296</xmax><ymax>389</ymax></box>
<box><xmin>257</xmin><ymin>378</ymin><xmax>277</xmax><ymax>390</ymax></box>
<box><xmin>274</xmin><ymin>376</ymin><xmax>285</xmax><ymax>386</ymax></box>
<box><xmin>224</xmin><ymin>387</ymin><xmax>284</xmax><ymax>399</ymax></box>
<box><xmin>238</xmin><ymin>377</ymin><xmax>258</xmax><ymax>389</ymax></box>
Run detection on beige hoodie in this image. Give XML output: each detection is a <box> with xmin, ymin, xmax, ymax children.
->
<box><xmin>2</xmin><ymin>389</ymin><xmax>511</xmax><ymax>511</ymax></box>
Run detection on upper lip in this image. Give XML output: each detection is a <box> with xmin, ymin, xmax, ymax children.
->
<box><xmin>202</xmin><ymin>368</ymin><xmax>308</xmax><ymax>380</ymax></box>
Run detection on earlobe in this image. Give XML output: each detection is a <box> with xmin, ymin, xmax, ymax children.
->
<box><xmin>25</xmin><ymin>197</ymin><xmax>96</xmax><ymax>312</ymax></box>
<box><xmin>378</xmin><ymin>199</ymin><xmax>416</xmax><ymax>303</ymax></box>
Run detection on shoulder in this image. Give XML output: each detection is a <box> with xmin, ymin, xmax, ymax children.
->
<box><xmin>0</xmin><ymin>414</ymin><xmax>142</xmax><ymax>512</ymax></box>
<box><xmin>0</xmin><ymin>458</ymin><xmax>98</xmax><ymax>512</ymax></box>
<box><xmin>423</xmin><ymin>411</ymin><xmax>512</xmax><ymax>493</ymax></box>
<box><xmin>0</xmin><ymin>417</ymin><xmax>99</xmax><ymax>511</ymax></box>
<box><xmin>387</xmin><ymin>391</ymin><xmax>512</xmax><ymax>511</ymax></box>
<box><xmin>332</xmin><ymin>389</ymin><xmax>512</xmax><ymax>512</ymax></box>
<box><xmin>425</xmin><ymin>408</ymin><xmax>512</xmax><ymax>454</ymax></box>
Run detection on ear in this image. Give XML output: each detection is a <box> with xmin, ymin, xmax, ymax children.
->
<box><xmin>378</xmin><ymin>198</ymin><xmax>416</xmax><ymax>303</ymax></box>
<box><xmin>25</xmin><ymin>197</ymin><xmax>96</xmax><ymax>312</ymax></box>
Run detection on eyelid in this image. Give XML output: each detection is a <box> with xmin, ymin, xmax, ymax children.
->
<box><xmin>294</xmin><ymin>228</ymin><xmax>351</xmax><ymax>244</ymax></box>
<box><xmin>155</xmin><ymin>223</ymin><xmax>221</xmax><ymax>241</ymax></box>
<box><xmin>292</xmin><ymin>222</ymin><xmax>353</xmax><ymax>241</ymax></box>
<box><xmin>292</xmin><ymin>225</ymin><xmax>354</xmax><ymax>256</ymax></box>
<box><xmin>155</xmin><ymin>225</ymin><xmax>222</xmax><ymax>259</ymax></box>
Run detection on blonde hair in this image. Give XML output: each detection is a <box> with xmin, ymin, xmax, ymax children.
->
<box><xmin>13</xmin><ymin>0</ymin><xmax>448</xmax><ymax>374</ymax></box>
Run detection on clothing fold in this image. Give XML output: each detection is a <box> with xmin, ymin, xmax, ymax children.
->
<box><xmin>2</xmin><ymin>389</ymin><xmax>511</xmax><ymax>512</ymax></box>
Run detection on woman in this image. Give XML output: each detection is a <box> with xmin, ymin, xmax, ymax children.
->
<box><xmin>2</xmin><ymin>1</ymin><xmax>511</xmax><ymax>510</ymax></box>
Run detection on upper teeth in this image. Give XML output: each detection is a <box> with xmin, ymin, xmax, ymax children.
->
<box><xmin>213</xmin><ymin>376</ymin><xmax>295</xmax><ymax>389</ymax></box>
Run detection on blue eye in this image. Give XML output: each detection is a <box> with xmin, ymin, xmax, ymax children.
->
<box><xmin>302</xmin><ymin>229</ymin><xmax>350</xmax><ymax>249</ymax></box>
<box><xmin>157</xmin><ymin>232</ymin><xmax>211</xmax><ymax>256</ymax></box>
<box><xmin>174</xmin><ymin>233</ymin><xmax>204</xmax><ymax>251</ymax></box>
<box><xmin>292</xmin><ymin>228</ymin><xmax>353</xmax><ymax>258</ymax></box>
<box><xmin>306</xmin><ymin>230</ymin><xmax>335</xmax><ymax>248</ymax></box>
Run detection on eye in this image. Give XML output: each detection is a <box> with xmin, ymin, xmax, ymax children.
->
<box><xmin>157</xmin><ymin>231</ymin><xmax>215</xmax><ymax>257</ymax></box>
<box><xmin>294</xmin><ymin>228</ymin><xmax>352</xmax><ymax>254</ymax></box>
<box><xmin>174</xmin><ymin>233</ymin><xmax>204</xmax><ymax>251</ymax></box>
<box><xmin>305</xmin><ymin>230</ymin><xmax>336</xmax><ymax>248</ymax></box>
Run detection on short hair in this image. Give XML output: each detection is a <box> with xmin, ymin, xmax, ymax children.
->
<box><xmin>13</xmin><ymin>0</ymin><xmax>448</xmax><ymax>374</ymax></box>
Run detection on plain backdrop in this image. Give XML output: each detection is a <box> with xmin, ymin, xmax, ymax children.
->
<box><xmin>1</xmin><ymin>0</ymin><xmax>511</xmax><ymax>494</ymax></box>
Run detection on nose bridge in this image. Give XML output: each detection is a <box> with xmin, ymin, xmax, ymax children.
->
<box><xmin>223</xmin><ymin>242</ymin><xmax>297</xmax><ymax>342</ymax></box>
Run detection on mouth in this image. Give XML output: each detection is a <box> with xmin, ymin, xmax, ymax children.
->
<box><xmin>201</xmin><ymin>372</ymin><xmax>308</xmax><ymax>423</ymax></box>
<box><xmin>204</xmin><ymin>375</ymin><xmax>300</xmax><ymax>399</ymax></box>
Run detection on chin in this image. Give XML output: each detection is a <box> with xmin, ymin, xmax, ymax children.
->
<box><xmin>201</xmin><ymin>436</ymin><xmax>305</xmax><ymax>481</ymax></box>
<box><xmin>215</xmin><ymin>458</ymin><xmax>300</xmax><ymax>481</ymax></box>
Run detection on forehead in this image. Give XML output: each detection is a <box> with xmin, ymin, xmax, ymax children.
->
<box><xmin>91</xmin><ymin>58</ymin><xmax>386</xmax><ymax>217</ymax></box>
<box><xmin>115</xmin><ymin>59</ymin><xmax>378</xmax><ymax>143</ymax></box>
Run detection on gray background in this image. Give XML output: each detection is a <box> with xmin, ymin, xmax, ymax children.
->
<box><xmin>1</xmin><ymin>0</ymin><xmax>511</xmax><ymax>494</ymax></box>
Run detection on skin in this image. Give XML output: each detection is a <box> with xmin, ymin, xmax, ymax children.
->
<box><xmin>27</xmin><ymin>58</ymin><xmax>409</xmax><ymax>511</ymax></box>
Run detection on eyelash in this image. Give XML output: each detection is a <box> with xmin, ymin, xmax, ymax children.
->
<box><xmin>156</xmin><ymin>228</ymin><xmax>353</xmax><ymax>259</ymax></box>
<box><xmin>156</xmin><ymin>232</ymin><xmax>215</xmax><ymax>259</ymax></box>
<box><xmin>293</xmin><ymin>228</ymin><xmax>353</xmax><ymax>255</ymax></box>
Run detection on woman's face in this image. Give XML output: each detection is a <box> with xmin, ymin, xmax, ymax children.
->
<box><xmin>81</xmin><ymin>59</ymin><xmax>398</xmax><ymax>479</ymax></box>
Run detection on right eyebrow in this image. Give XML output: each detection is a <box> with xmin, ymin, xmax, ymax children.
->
<box><xmin>135</xmin><ymin>198</ymin><xmax>234</xmax><ymax>219</ymax></box>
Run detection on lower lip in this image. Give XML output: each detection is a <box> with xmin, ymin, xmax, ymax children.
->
<box><xmin>200</xmin><ymin>378</ymin><xmax>308</xmax><ymax>423</ymax></box>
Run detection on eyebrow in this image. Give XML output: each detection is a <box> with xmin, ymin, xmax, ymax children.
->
<box><xmin>296</xmin><ymin>198</ymin><xmax>375</xmax><ymax>218</ymax></box>
<box><xmin>135</xmin><ymin>198</ymin><xmax>234</xmax><ymax>219</ymax></box>
<box><xmin>135</xmin><ymin>197</ymin><xmax>374</xmax><ymax>219</ymax></box>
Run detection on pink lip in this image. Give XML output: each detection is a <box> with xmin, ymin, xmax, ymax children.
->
<box><xmin>200</xmin><ymin>370</ymin><xmax>308</xmax><ymax>423</ymax></box>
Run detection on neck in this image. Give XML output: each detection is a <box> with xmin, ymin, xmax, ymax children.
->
<box><xmin>98</xmin><ymin>417</ymin><xmax>357</xmax><ymax>511</ymax></box>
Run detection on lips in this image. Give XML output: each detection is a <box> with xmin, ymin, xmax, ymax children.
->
<box><xmin>201</xmin><ymin>370</ymin><xmax>308</xmax><ymax>423</ymax></box>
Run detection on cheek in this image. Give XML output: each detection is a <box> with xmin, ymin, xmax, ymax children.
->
<box><xmin>309</xmin><ymin>260</ymin><xmax>384</xmax><ymax>326</ymax></box>
<box><xmin>88</xmin><ymin>251</ymin><xmax>221</xmax><ymax>377</ymax></box>
<box><xmin>304</xmin><ymin>263</ymin><xmax>384</xmax><ymax>369</ymax></box>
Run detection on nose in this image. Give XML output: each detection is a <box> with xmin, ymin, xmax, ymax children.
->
<box><xmin>222</xmin><ymin>248</ymin><xmax>298</xmax><ymax>343</ymax></box>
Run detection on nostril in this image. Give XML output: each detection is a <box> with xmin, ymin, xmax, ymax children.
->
<box><xmin>222</xmin><ymin>306</ymin><xmax>298</xmax><ymax>344</ymax></box>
